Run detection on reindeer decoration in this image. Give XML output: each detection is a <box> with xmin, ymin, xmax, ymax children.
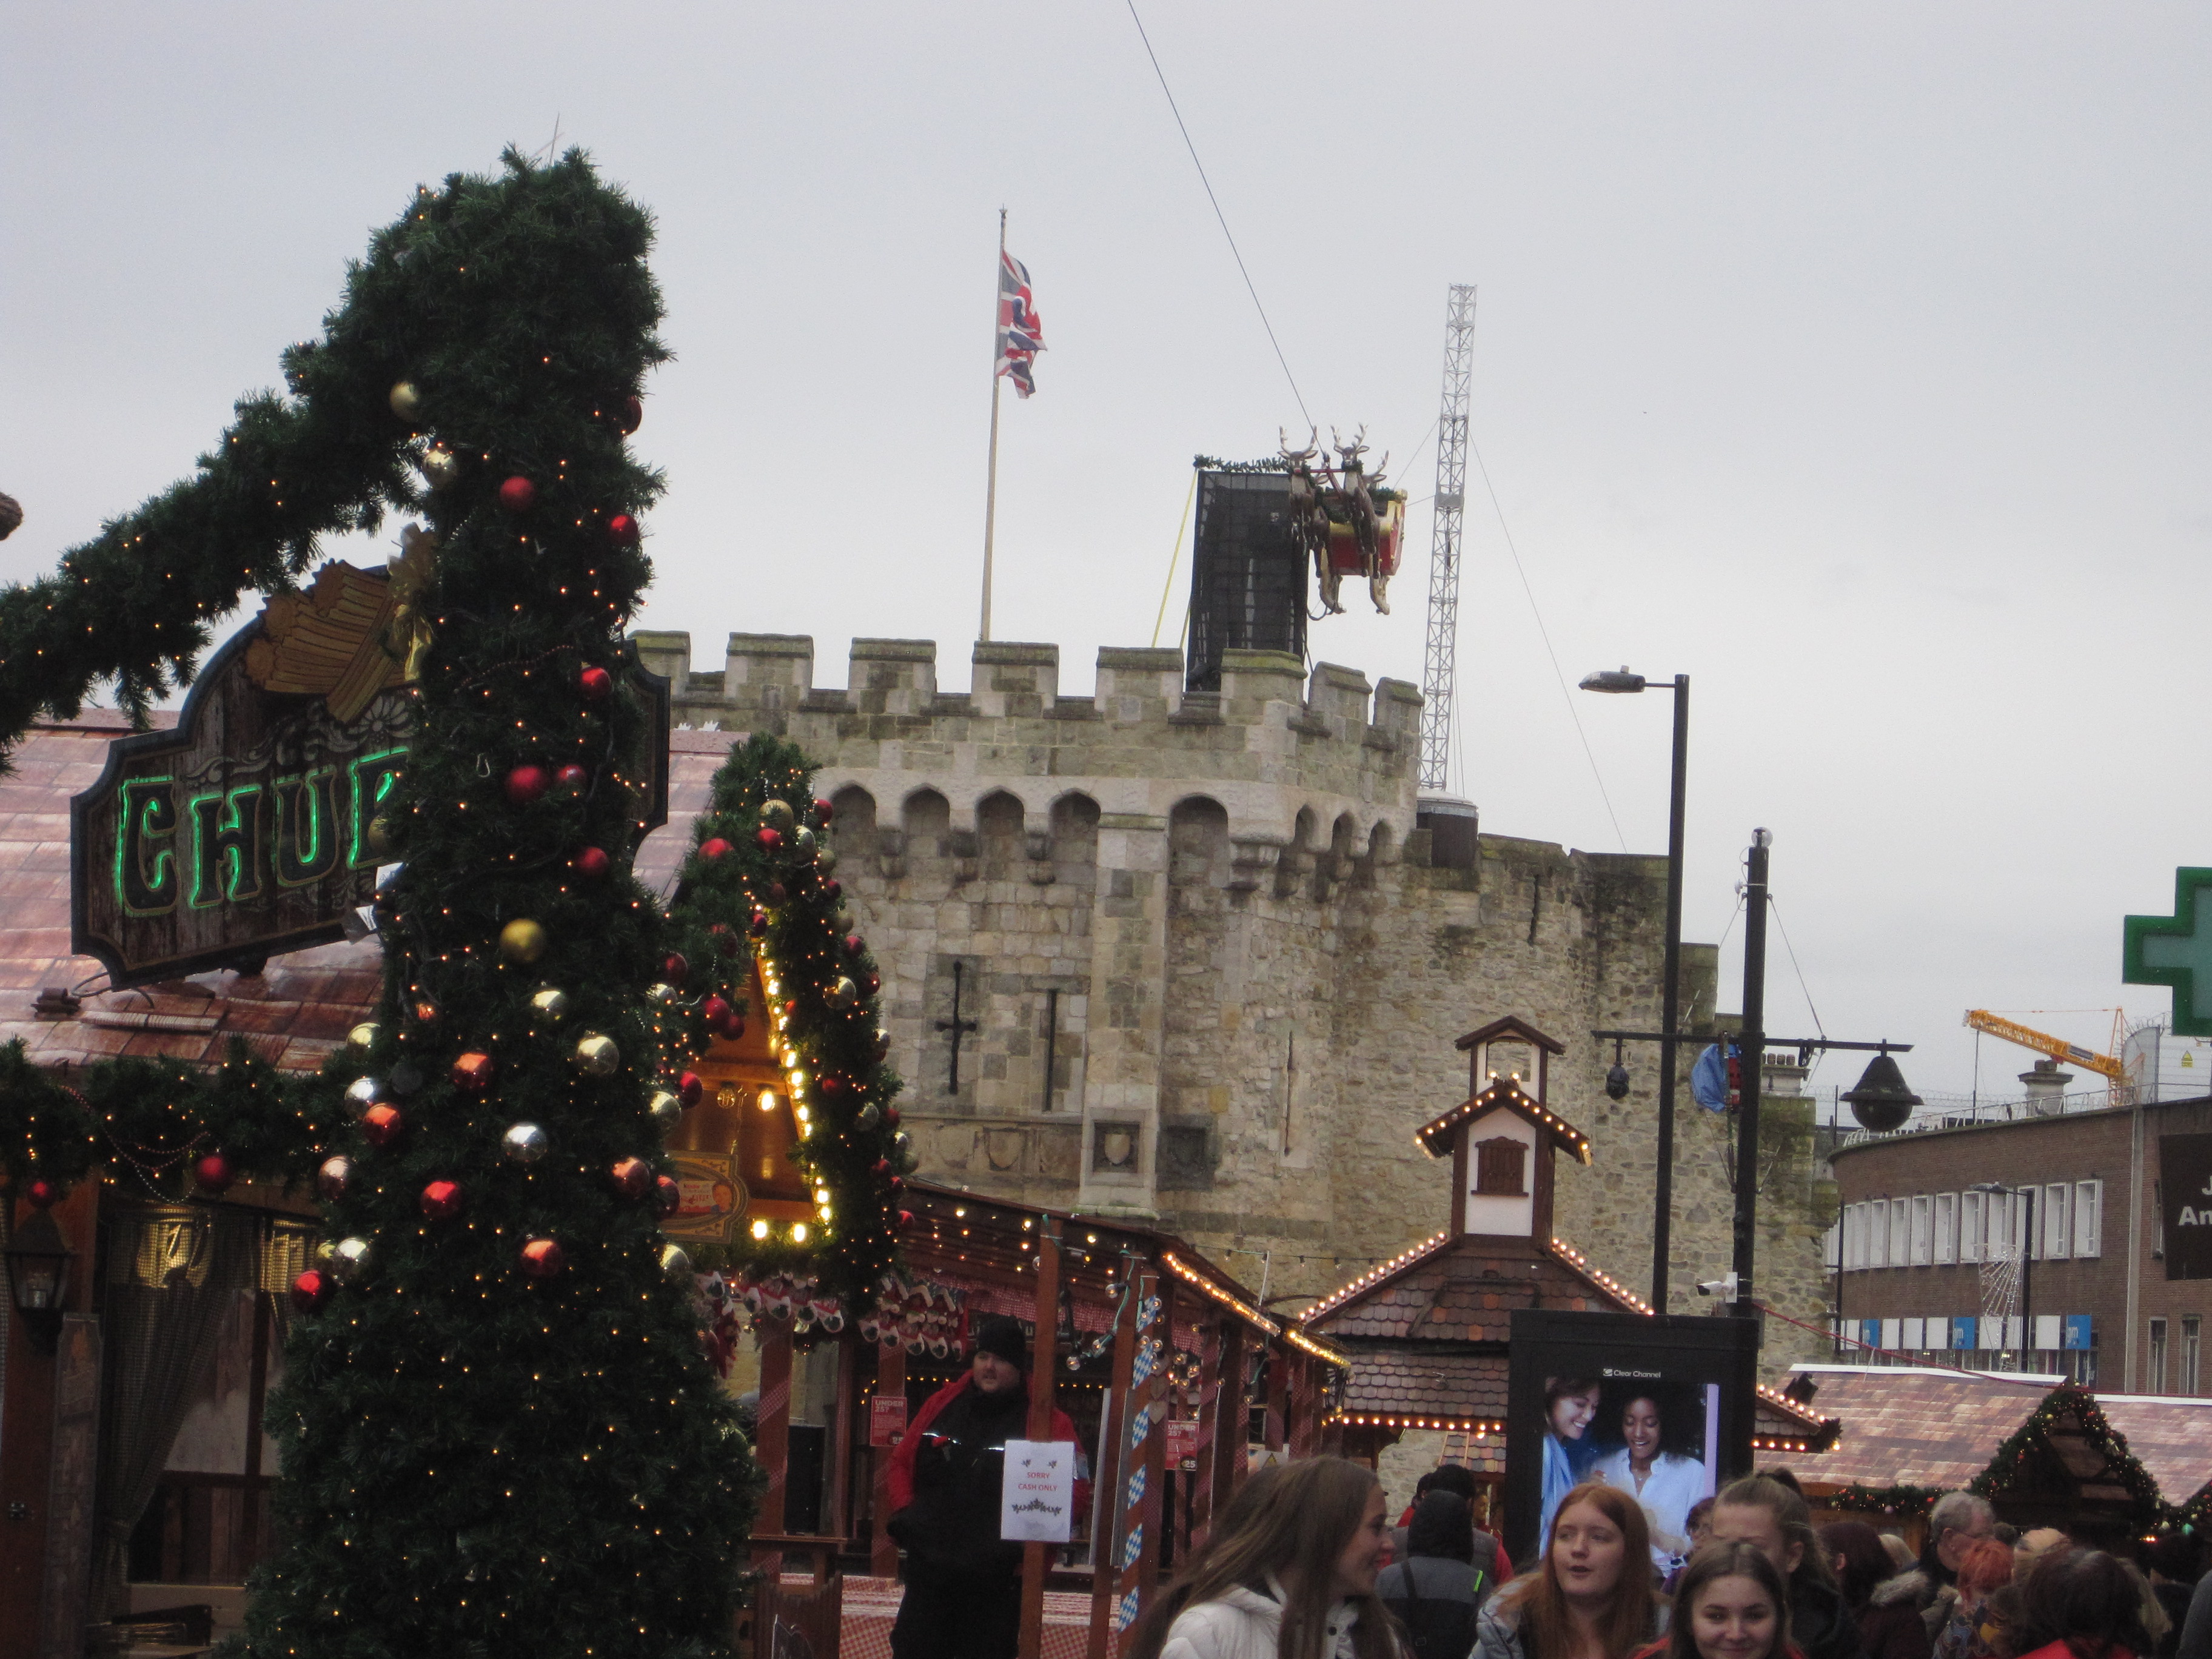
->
<box><xmin>1278</xmin><ymin>426</ymin><xmax>1399</xmax><ymax>615</ymax></box>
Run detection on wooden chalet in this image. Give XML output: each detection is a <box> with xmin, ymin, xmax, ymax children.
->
<box><xmin>1301</xmin><ymin>1017</ymin><xmax>1833</xmax><ymax>1501</ymax></box>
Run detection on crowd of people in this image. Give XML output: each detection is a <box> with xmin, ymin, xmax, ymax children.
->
<box><xmin>1125</xmin><ymin>1458</ymin><xmax>2212</xmax><ymax>1659</ymax></box>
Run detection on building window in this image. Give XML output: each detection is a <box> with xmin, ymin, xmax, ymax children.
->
<box><xmin>1960</xmin><ymin>1190</ymin><xmax>1985</xmax><ymax>1263</ymax></box>
<box><xmin>1907</xmin><ymin>1195</ymin><xmax>1931</xmax><ymax>1264</ymax></box>
<box><xmin>2150</xmin><ymin>1318</ymin><xmax>2168</xmax><ymax>1393</ymax></box>
<box><xmin>1473</xmin><ymin>1136</ymin><xmax>1528</xmax><ymax>1197</ymax></box>
<box><xmin>1889</xmin><ymin>1200</ymin><xmax>1910</xmax><ymax>1267</ymax></box>
<box><xmin>2042</xmin><ymin>1184</ymin><xmax>2070</xmax><ymax>1259</ymax></box>
<box><xmin>1866</xmin><ymin>1200</ymin><xmax>1888</xmax><ymax>1269</ymax></box>
<box><xmin>2072</xmin><ymin>1180</ymin><xmax>2102</xmax><ymax>1258</ymax></box>
<box><xmin>1934</xmin><ymin>1193</ymin><xmax>1957</xmax><ymax>1263</ymax></box>
<box><xmin>2184</xmin><ymin>1317</ymin><xmax>2202</xmax><ymax>1395</ymax></box>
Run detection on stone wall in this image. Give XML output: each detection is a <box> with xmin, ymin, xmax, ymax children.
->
<box><xmin>634</xmin><ymin>631</ymin><xmax>1834</xmax><ymax>1372</ymax></box>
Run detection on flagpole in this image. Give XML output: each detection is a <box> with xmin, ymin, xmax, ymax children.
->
<box><xmin>980</xmin><ymin>207</ymin><xmax>1007</xmax><ymax>644</ymax></box>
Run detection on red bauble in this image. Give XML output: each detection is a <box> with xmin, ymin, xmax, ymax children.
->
<box><xmin>290</xmin><ymin>1269</ymin><xmax>330</xmax><ymax>1313</ymax></box>
<box><xmin>193</xmin><ymin>1153</ymin><xmax>235</xmax><ymax>1193</ymax></box>
<box><xmin>897</xmin><ymin>1210</ymin><xmax>916</xmax><ymax>1231</ymax></box>
<box><xmin>654</xmin><ymin>1174</ymin><xmax>682</xmax><ymax>1218</ymax></box>
<box><xmin>863</xmin><ymin>972</ymin><xmax>881</xmax><ymax>995</ymax></box>
<box><xmin>873</xmin><ymin>1157</ymin><xmax>890</xmax><ymax>1175</ymax></box>
<box><xmin>698</xmin><ymin>837</ymin><xmax>732</xmax><ymax>863</ymax></box>
<box><xmin>520</xmin><ymin>1238</ymin><xmax>565</xmax><ymax>1278</ymax></box>
<box><xmin>662</xmin><ymin>952</ymin><xmax>689</xmax><ymax>987</ymax></box>
<box><xmin>362</xmin><ymin>1103</ymin><xmax>404</xmax><ymax>1147</ymax></box>
<box><xmin>749</xmin><ymin>908</ymin><xmax>770</xmax><ymax>936</ymax></box>
<box><xmin>677</xmin><ymin>1071</ymin><xmax>703</xmax><ymax>1108</ymax></box>
<box><xmin>709</xmin><ymin>924</ymin><xmax>739</xmax><ymax>957</ymax></box>
<box><xmin>756</xmin><ymin>826</ymin><xmax>783</xmax><ymax>852</ymax></box>
<box><xmin>888</xmin><ymin>1175</ymin><xmax>904</xmax><ymax>1193</ymax></box>
<box><xmin>611</xmin><ymin>1157</ymin><xmax>652</xmax><ymax>1201</ymax></box>
<box><xmin>505</xmin><ymin>764</ymin><xmax>552</xmax><ymax>805</ymax></box>
<box><xmin>578</xmin><ymin>664</ymin><xmax>614</xmax><ymax>702</ymax></box>
<box><xmin>572</xmin><ymin>846</ymin><xmax>611</xmax><ymax>879</ymax></box>
<box><xmin>813</xmin><ymin>797</ymin><xmax>835</xmax><ymax>825</ymax></box>
<box><xmin>451</xmin><ymin>1051</ymin><xmax>495</xmax><ymax>1092</ymax></box>
<box><xmin>498</xmin><ymin>476</ymin><xmax>537</xmax><ymax>513</ymax></box>
<box><xmin>844</xmin><ymin>934</ymin><xmax>865</xmax><ymax>956</ymax></box>
<box><xmin>765</xmin><ymin>882</ymin><xmax>787</xmax><ymax>905</ymax></box>
<box><xmin>606</xmin><ymin>513</ymin><xmax>641</xmax><ymax>546</ymax></box>
<box><xmin>885</xmin><ymin>1106</ymin><xmax>901</xmax><ymax>1128</ymax></box>
<box><xmin>420</xmin><ymin>1179</ymin><xmax>464</xmax><ymax>1221</ymax></box>
<box><xmin>783</xmin><ymin>1000</ymin><xmax>798</xmax><ymax>1017</ymax></box>
<box><xmin>617</xmin><ymin>395</ymin><xmax>645</xmax><ymax>435</ymax></box>
<box><xmin>24</xmin><ymin>1178</ymin><xmax>59</xmax><ymax>1209</ymax></box>
<box><xmin>699</xmin><ymin>994</ymin><xmax>733</xmax><ymax>1030</ymax></box>
<box><xmin>720</xmin><ymin>1014</ymin><xmax>746</xmax><ymax>1041</ymax></box>
<box><xmin>556</xmin><ymin>763</ymin><xmax>589</xmax><ymax>792</ymax></box>
<box><xmin>819</xmin><ymin>1074</ymin><xmax>845</xmax><ymax>1097</ymax></box>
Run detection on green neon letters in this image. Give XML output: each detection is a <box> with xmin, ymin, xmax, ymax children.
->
<box><xmin>113</xmin><ymin>749</ymin><xmax>406</xmax><ymax>917</ymax></box>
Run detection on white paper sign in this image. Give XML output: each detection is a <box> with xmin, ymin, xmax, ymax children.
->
<box><xmin>1000</xmin><ymin>1439</ymin><xmax>1076</xmax><ymax>1543</ymax></box>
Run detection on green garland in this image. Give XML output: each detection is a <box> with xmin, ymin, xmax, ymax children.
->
<box><xmin>1969</xmin><ymin>1384</ymin><xmax>2167</xmax><ymax>1520</ymax></box>
<box><xmin>654</xmin><ymin>733</ymin><xmax>909</xmax><ymax>1310</ymax></box>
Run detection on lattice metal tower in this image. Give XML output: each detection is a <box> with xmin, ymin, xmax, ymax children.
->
<box><xmin>1419</xmin><ymin>285</ymin><xmax>1477</xmax><ymax>792</ymax></box>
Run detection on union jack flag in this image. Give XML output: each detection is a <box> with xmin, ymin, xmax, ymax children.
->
<box><xmin>996</xmin><ymin>249</ymin><xmax>1045</xmax><ymax>398</ymax></box>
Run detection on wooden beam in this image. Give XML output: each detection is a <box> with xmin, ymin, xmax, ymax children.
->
<box><xmin>1188</xmin><ymin>1317</ymin><xmax>1221</xmax><ymax>1553</ymax></box>
<box><xmin>1212</xmin><ymin>1319</ymin><xmax>1247</xmax><ymax>1517</ymax></box>
<box><xmin>1016</xmin><ymin>1220</ymin><xmax>1060</xmax><ymax>1659</ymax></box>
<box><xmin>870</xmin><ymin>1340</ymin><xmax>906</xmax><ymax>1578</ymax></box>
<box><xmin>754</xmin><ymin>1324</ymin><xmax>794</xmax><ymax>1578</ymax></box>
<box><xmin>1088</xmin><ymin>1270</ymin><xmax>1142</xmax><ymax>1659</ymax></box>
<box><xmin>829</xmin><ymin>1332</ymin><xmax>859</xmax><ymax>1539</ymax></box>
<box><xmin>1265</xmin><ymin>1342</ymin><xmax>1288</xmax><ymax>1452</ymax></box>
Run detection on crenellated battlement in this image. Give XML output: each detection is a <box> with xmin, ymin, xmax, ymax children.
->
<box><xmin>630</xmin><ymin>632</ymin><xmax>1424</xmax><ymax>854</ymax></box>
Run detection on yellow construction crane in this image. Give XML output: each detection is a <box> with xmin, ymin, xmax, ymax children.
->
<box><xmin>1962</xmin><ymin>1010</ymin><xmax>2128</xmax><ymax>1091</ymax></box>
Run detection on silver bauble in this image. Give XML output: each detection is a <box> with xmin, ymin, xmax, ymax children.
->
<box><xmin>648</xmin><ymin>1091</ymin><xmax>682</xmax><ymax>1132</ymax></box>
<box><xmin>660</xmin><ymin>1244</ymin><xmax>693</xmax><ymax>1278</ymax></box>
<box><xmin>571</xmin><ymin>1032</ymin><xmax>620</xmax><ymax>1077</ymax></box>
<box><xmin>501</xmin><ymin>1123</ymin><xmax>549</xmax><ymax>1164</ymax></box>
<box><xmin>530</xmin><ymin>986</ymin><xmax>570</xmax><ymax>1021</ymax></box>
<box><xmin>343</xmin><ymin>1076</ymin><xmax>381</xmax><ymax>1119</ymax></box>
<box><xmin>330</xmin><ymin>1236</ymin><xmax>373</xmax><ymax>1284</ymax></box>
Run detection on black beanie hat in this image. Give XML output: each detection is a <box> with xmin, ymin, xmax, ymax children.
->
<box><xmin>972</xmin><ymin>1315</ymin><xmax>1028</xmax><ymax>1370</ymax></box>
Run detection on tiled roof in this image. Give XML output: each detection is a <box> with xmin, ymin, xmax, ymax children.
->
<box><xmin>1307</xmin><ymin>1235</ymin><xmax>1641</xmax><ymax>1341</ymax></box>
<box><xmin>0</xmin><ymin>718</ymin><xmax>743</xmax><ymax>1077</ymax></box>
<box><xmin>1758</xmin><ymin>1366</ymin><xmax>2212</xmax><ymax>1501</ymax></box>
<box><xmin>1415</xmin><ymin>1081</ymin><xmax>1593</xmax><ymax>1163</ymax></box>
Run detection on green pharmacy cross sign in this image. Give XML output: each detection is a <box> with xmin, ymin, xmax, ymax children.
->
<box><xmin>2123</xmin><ymin>868</ymin><xmax>2212</xmax><ymax>1037</ymax></box>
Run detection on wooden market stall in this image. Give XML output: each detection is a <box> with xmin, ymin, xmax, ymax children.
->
<box><xmin>723</xmin><ymin>1173</ymin><xmax>1348</xmax><ymax>1659</ymax></box>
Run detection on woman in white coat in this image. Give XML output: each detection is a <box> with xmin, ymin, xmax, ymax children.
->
<box><xmin>1126</xmin><ymin>1456</ymin><xmax>1404</xmax><ymax>1659</ymax></box>
<box><xmin>1589</xmin><ymin>1392</ymin><xmax>1706</xmax><ymax>1577</ymax></box>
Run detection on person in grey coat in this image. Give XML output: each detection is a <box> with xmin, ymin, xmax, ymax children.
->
<box><xmin>1378</xmin><ymin>1490</ymin><xmax>1491</xmax><ymax>1659</ymax></box>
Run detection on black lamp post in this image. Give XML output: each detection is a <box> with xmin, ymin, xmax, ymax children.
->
<box><xmin>1578</xmin><ymin>668</ymin><xmax>1689</xmax><ymax>1312</ymax></box>
<box><xmin>1971</xmin><ymin>1181</ymin><xmax>2037</xmax><ymax>1370</ymax></box>
<box><xmin>4</xmin><ymin>1207</ymin><xmax>76</xmax><ymax>1353</ymax></box>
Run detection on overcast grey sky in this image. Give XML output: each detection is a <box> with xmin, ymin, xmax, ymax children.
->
<box><xmin>6</xmin><ymin>5</ymin><xmax>2209</xmax><ymax>1104</ymax></box>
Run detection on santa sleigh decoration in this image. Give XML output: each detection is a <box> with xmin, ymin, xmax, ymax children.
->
<box><xmin>1283</xmin><ymin>426</ymin><xmax>1404</xmax><ymax>616</ymax></box>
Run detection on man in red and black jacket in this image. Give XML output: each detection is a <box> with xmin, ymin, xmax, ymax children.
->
<box><xmin>885</xmin><ymin>1316</ymin><xmax>1088</xmax><ymax>1659</ymax></box>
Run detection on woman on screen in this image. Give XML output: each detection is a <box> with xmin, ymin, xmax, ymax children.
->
<box><xmin>1540</xmin><ymin>1377</ymin><xmax>1601</xmax><ymax>1547</ymax></box>
<box><xmin>1591</xmin><ymin>1390</ymin><xmax>1706</xmax><ymax>1575</ymax></box>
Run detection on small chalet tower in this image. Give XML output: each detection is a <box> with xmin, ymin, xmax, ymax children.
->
<box><xmin>1426</xmin><ymin>1016</ymin><xmax>1590</xmax><ymax>1243</ymax></box>
<box><xmin>1302</xmin><ymin>1017</ymin><xmax>1836</xmax><ymax>1480</ymax></box>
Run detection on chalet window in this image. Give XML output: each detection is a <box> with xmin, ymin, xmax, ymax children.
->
<box><xmin>1960</xmin><ymin>1190</ymin><xmax>1986</xmax><ymax>1262</ymax></box>
<box><xmin>1934</xmin><ymin>1193</ymin><xmax>1958</xmax><ymax>1264</ymax></box>
<box><xmin>2072</xmin><ymin>1180</ymin><xmax>2102</xmax><ymax>1258</ymax></box>
<box><xmin>1473</xmin><ymin>1136</ymin><xmax>1529</xmax><ymax>1197</ymax></box>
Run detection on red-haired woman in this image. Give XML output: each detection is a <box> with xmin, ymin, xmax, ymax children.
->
<box><xmin>1473</xmin><ymin>1482</ymin><xmax>1667</xmax><ymax>1659</ymax></box>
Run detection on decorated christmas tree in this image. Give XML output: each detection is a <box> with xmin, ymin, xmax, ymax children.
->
<box><xmin>0</xmin><ymin>150</ymin><xmax>760</xmax><ymax>1656</ymax></box>
<box><xmin>652</xmin><ymin>733</ymin><xmax>914</xmax><ymax>1312</ymax></box>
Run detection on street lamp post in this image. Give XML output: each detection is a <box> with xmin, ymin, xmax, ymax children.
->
<box><xmin>1732</xmin><ymin>830</ymin><xmax>1771</xmax><ymax>1319</ymax></box>
<box><xmin>1578</xmin><ymin>668</ymin><xmax>1688</xmax><ymax>1312</ymax></box>
<box><xmin>1971</xmin><ymin>1181</ymin><xmax>2038</xmax><ymax>1370</ymax></box>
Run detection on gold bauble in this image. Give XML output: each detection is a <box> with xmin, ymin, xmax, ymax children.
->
<box><xmin>571</xmin><ymin>1032</ymin><xmax>620</xmax><ymax>1078</ymax></box>
<box><xmin>760</xmin><ymin>799</ymin><xmax>796</xmax><ymax>834</ymax></box>
<box><xmin>365</xmin><ymin>814</ymin><xmax>398</xmax><ymax>858</ymax></box>
<box><xmin>347</xmin><ymin>1022</ymin><xmax>380</xmax><ymax>1052</ymax></box>
<box><xmin>499</xmin><ymin>919</ymin><xmax>548</xmax><ymax>964</ymax></box>
<box><xmin>660</xmin><ymin>1244</ymin><xmax>693</xmax><ymax>1278</ymax></box>
<box><xmin>648</xmin><ymin>1090</ymin><xmax>682</xmax><ymax>1131</ymax></box>
<box><xmin>420</xmin><ymin>446</ymin><xmax>461</xmax><ymax>491</ymax></box>
<box><xmin>389</xmin><ymin>380</ymin><xmax>424</xmax><ymax>421</ymax></box>
<box><xmin>530</xmin><ymin>986</ymin><xmax>570</xmax><ymax>1021</ymax></box>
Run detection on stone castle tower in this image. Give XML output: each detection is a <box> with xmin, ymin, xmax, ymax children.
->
<box><xmin>633</xmin><ymin>631</ymin><xmax>1835</xmax><ymax>1365</ymax></box>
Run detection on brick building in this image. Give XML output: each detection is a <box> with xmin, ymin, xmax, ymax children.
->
<box><xmin>1829</xmin><ymin>1080</ymin><xmax>2212</xmax><ymax>1393</ymax></box>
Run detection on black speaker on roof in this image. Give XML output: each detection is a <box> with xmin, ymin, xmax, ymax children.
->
<box><xmin>1185</xmin><ymin>469</ymin><xmax>1307</xmax><ymax>694</ymax></box>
